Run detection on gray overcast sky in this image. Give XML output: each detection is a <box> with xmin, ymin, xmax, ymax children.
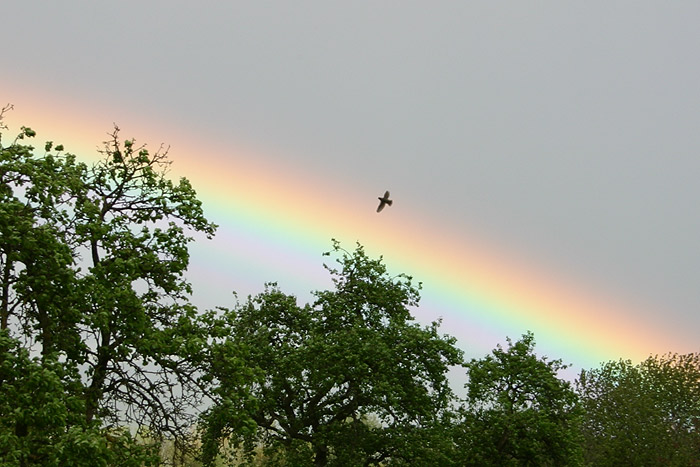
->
<box><xmin>2</xmin><ymin>2</ymin><xmax>699</xmax><ymax>367</ymax></box>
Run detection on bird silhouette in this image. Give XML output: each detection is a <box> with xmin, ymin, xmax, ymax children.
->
<box><xmin>376</xmin><ymin>191</ymin><xmax>393</xmax><ymax>212</ymax></box>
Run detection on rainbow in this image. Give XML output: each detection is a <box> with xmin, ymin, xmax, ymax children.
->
<box><xmin>2</xmin><ymin>79</ymin><xmax>690</xmax><ymax>372</ymax></box>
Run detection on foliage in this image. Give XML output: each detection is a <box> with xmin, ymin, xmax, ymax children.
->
<box><xmin>0</xmin><ymin>109</ymin><xmax>216</xmax><ymax>463</ymax></box>
<box><xmin>199</xmin><ymin>241</ymin><xmax>464</xmax><ymax>466</ymax></box>
<box><xmin>577</xmin><ymin>353</ymin><xmax>700</xmax><ymax>466</ymax></box>
<box><xmin>458</xmin><ymin>332</ymin><xmax>583</xmax><ymax>466</ymax></box>
<box><xmin>0</xmin><ymin>329</ymin><xmax>159</xmax><ymax>466</ymax></box>
<box><xmin>5</xmin><ymin>107</ymin><xmax>700</xmax><ymax>465</ymax></box>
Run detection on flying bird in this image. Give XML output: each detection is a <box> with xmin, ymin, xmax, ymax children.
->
<box><xmin>376</xmin><ymin>191</ymin><xmax>393</xmax><ymax>213</ymax></box>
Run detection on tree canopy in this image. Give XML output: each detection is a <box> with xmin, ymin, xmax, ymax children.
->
<box><xmin>458</xmin><ymin>332</ymin><xmax>583</xmax><ymax>466</ymax></box>
<box><xmin>2</xmin><ymin>110</ymin><xmax>699</xmax><ymax>465</ymax></box>
<box><xmin>577</xmin><ymin>353</ymin><xmax>700</xmax><ymax>466</ymax></box>
<box><xmin>199</xmin><ymin>241</ymin><xmax>464</xmax><ymax>466</ymax></box>
<box><xmin>0</xmin><ymin>110</ymin><xmax>216</xmax><ymax>463</ymax></box>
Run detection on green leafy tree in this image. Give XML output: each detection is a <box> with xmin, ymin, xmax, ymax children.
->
<box><xmin>0</xmin><ymin>113</ymin><xmax>83</xmax><ymax>348</ymax></box>
<box><xmin>0</xmin><ymin>109</ymin><xmax>217</xmax><ymax>462</ymax></box>
<box><xmin>0</xmin><ymin>329</ymin><xmax>159</xmax><ymax>466</ymax></box>
<box><xmin>199</xmin><ymin>241</ymin><xmax>464</xmax><ymax>466</ymax></box>
<box><xmin>458</xmin><ymin>332</ymin><xmax>583</xmax><ymax>466</ymax></box>
<box><xmin>577</xmin><ymin>353</ymin><xmax>700</xmax><ymax>466</ymax></box>
<box><xmin>72</xmin><ymin>126</ymin><xmax>216</xmax><ymax>437</ymax></box>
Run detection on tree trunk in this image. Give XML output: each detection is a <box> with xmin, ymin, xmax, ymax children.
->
<box><xmin>314</xmin><ymin>445</ymin><xmax>329</xmax><ymax>467</ymax></box>
<box><xmin>85</xmin><ymin>330</ymin><xmax>111</xmax><ymax>423</ymax></box>
<box><xmin>1</xmin><ymin>256</ymin><xmax>11</xmax><ymax>330</ymax></box>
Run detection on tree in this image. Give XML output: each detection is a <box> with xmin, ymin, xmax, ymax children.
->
<box><xmin>72</xmin><ymin>126</ymin><xmax>216</xmax><ymax>439</ymax></box>
<box><xmin>0</xmin><ymin>109</ymin><xmax>217</xmax><ymax>462</ymax></box>
<box><xmin>0</xmin><ymin>329</ymin><xmax>159</xmax><ymax>466</ymax></box>
<box><xmin>577</xmin><ymin>353</ymin><xmax>700</xmax><ymax>466</ymax></box>
<box><xmin>458</xmin><ymin>332</ymin><xmax>583</xmax><ymax>466</ymax></box>
<box><xmin>199</xmin><ymin>241</ymin><xmax>464</xmax><ymax>466</ymax></box>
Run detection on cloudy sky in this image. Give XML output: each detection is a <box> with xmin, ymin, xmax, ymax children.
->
<box><xmin>2</xmin><ymin>2</ymin><xmax>699</xmax><ymax>372</ymax></box>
